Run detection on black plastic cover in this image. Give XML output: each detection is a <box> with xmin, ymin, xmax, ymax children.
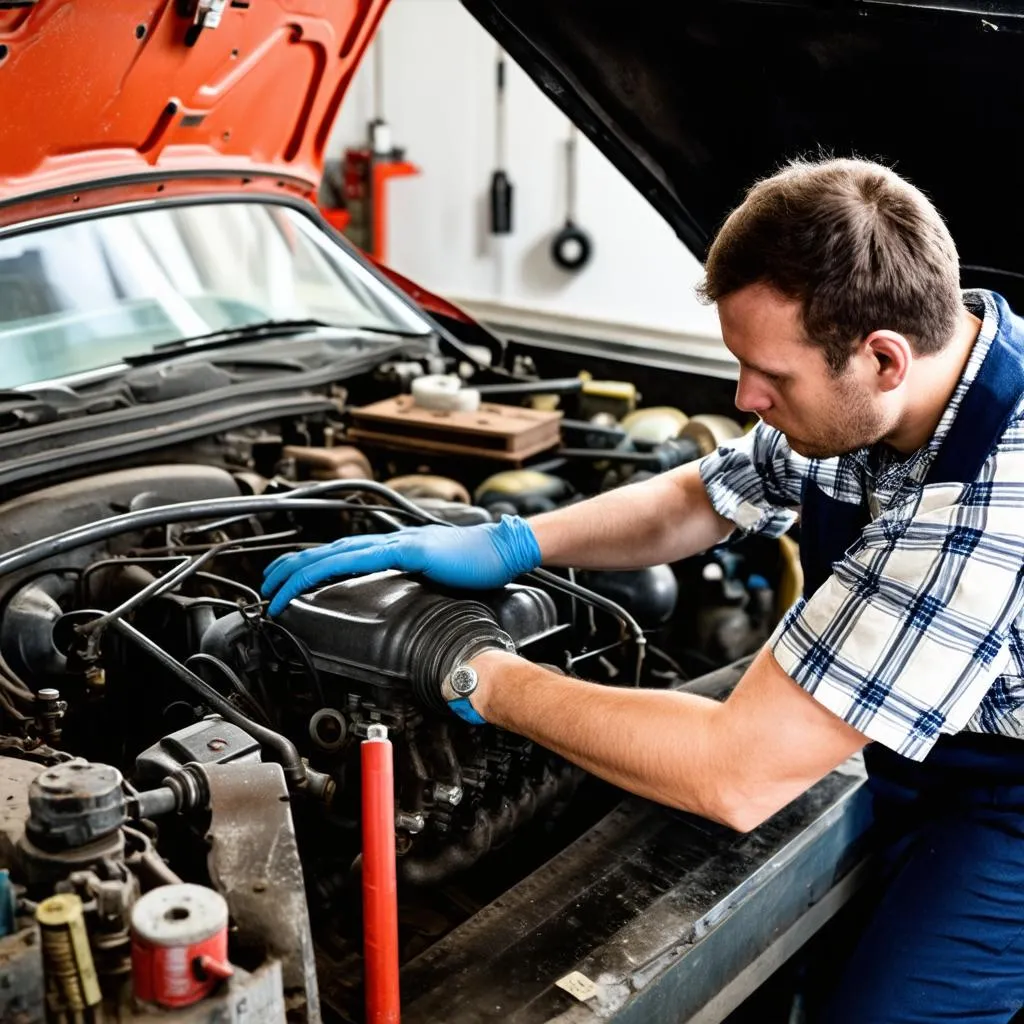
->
<box><xmin>278</xmin><ymin>572</ymin><xmax>560</xmax><ymax>693</ymax></box>
<box><xmin>577</xmin><ymin>565</ymin><xmax>678</xmax><ymax>628</ymax></box>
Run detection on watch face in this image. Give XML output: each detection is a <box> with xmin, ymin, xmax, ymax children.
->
<box><xmin>449</xmin><ymin>666</ymin><xmax>477</xmax><ymax>696</ymax></box>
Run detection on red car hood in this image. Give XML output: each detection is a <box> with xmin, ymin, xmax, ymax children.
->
<box><xmin>0</xmin><ymin>0</ymin><xmax>388</xmax><ymax>224</ymax></box>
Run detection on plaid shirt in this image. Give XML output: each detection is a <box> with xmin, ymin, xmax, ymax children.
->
<box><xmin>699</xmin><ymin>290</ymin><xmax>1024</xmax><ymax>760</ymax></box>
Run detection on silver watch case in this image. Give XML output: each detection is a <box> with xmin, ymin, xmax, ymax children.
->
<box><xmin>441</xmin><ymin>664</ymin><xmax>479</xmax><ymax>703</ymax></box>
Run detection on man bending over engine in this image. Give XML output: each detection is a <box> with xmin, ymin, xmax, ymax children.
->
<box><xmin>263</xmin><ymin>157</ymin><xmax>1024</xmax><ymax>1024</ymax></box>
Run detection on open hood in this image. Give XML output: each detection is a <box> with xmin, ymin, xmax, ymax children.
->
<box><xmin>0</xmin><ymin>0</ymin><xmax>388</xmax><ymax>223</ymax></box>
<box><xmin>464</xmin><ymin>0</ymin><xmax>1024</xmax><ymax>306</ymax></box>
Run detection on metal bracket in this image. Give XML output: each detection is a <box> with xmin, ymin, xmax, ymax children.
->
<box><xmin>179</xmin><ymin>0</ymin><xmax>228</xmax><ymax>46</ymax></box>
<box><xmin>203</xmin><ymin>763</ymin><xmax>321</xmax><ymax>1023</ymax></box>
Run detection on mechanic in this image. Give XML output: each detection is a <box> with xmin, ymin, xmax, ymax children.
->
<box><xmin>263</xmin><ymin>157</ymin><xmax>1024</xmax><ymax>1023</ymax></box>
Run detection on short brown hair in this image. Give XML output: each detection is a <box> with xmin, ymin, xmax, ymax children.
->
<box><xmin>697</xmin><ymin>157</ymin><xmax>962</xmax><ymax>373</ymax></box>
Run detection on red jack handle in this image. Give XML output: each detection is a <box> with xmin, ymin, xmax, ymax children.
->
<box><xmin>362</xmin><ymin>723</ymin><xmax>401</xmax><ymax>1022</ymax></box>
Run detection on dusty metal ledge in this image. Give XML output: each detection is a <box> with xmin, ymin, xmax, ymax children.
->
<box><xmin>399</xmin><ymin>658</ymin><xmax>874</xmax><ymax>1023</ymax></box>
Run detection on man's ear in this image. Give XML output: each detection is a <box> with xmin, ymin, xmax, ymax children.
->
<box><xmin>862</xmin><ymin>330</ymin><xmax>912</xmax><ymax>392</ymax></box>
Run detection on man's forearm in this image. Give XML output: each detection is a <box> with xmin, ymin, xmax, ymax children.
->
<box><xmin>469</xmin><ymin>648</ymin><xmax>731</xmax><ymax>824</ymax></box>
<box><xmin>527</xmin><ymin>462</ymin><xmax>733</xmax><ymax>570</ymax></box>
<box><xmin>466</xmin><ymin>646</ymin><xmax>868</xmax><ymax>833</ymax></box>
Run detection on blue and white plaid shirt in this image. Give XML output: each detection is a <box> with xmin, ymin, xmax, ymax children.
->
<box><xmin>699</xmin><ymin>290</ymin><xmax>1024</xmax><ymax>760</ymax></box>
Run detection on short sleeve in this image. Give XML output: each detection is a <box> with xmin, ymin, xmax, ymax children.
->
<box><xmin>770</xmin><ymin>475</ymin><xmax>1024</xmax><ymax>760</ymax></box>
<box><xmin>698</xmin><ymin>421</ymin><xmax>806</xmax><ymax>538</ymax></box>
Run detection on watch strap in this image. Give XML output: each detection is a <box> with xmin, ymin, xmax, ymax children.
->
<box><xmin>447</xmin><ymin>697</ymin><xmax>487</xmax><ymax>725</ymax></box>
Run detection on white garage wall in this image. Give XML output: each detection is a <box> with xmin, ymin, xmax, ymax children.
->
<box><xmin>327</xmin><ymin>0</ymin><xmax>722</xmax><ymax>340</ymax></box>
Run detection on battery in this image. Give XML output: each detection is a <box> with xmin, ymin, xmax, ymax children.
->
<box><xmin>130</xmin><ymin>883</ymin><xmax>232</xmax><ymax>1009</ymax></box>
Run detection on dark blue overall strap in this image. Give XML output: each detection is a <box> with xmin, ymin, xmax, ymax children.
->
<box><xmin>798</xmin><ymin>481</ymin><xmax>866</xmax><ymax>598</ymax></box>
<box><xmin>799</xmin><ymin>292</ymin><xmax>1024</xmax><ymax>599</ymax></box>
<box><xmin>925</xmin><ymin>291</ymin><xmax>1024</xmax><ymax>486</ymax></box>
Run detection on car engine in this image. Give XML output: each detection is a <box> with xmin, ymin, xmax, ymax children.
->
<box><xmin>0</xmin><ymin>360</ymin><xmax>784</xmax><ymax>1022</ymax></box>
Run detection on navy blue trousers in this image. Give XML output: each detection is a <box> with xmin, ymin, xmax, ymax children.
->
<box><xmin>821</xmin><ymin>734</ymin><xmax>1024</xmax><ymax>1023</ymax></box>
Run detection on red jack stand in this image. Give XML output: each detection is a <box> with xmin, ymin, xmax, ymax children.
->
<box><xmin>362</xmin><ymin>723</ymin><xmax>401</xmax><ymax>1023</ymax></box>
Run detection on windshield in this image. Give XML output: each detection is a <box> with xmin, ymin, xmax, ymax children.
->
<box><xmin>0</xmin><ymin>202</ymin><xmax>431</xmax><ymax>388</ymax></box>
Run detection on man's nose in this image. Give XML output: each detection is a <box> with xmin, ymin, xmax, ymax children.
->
<box><xmin>735</xmin><ymin>371</ymin><xmax>771</xmax><ymax>413</ymax></box>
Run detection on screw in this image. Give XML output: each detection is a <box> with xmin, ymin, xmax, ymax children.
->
<box><xmin>395</xmin><ymin>811</ymin><xmax>425</xmax><ymax>834</ymax></box>
<box><xmin>432</xmin><ymin>783</ymin><xmax>463</xmax><ymax>807</ymax></box>
<box><xmin>207</xmin><ymin>739</ymin><xmax>227</xmax><ymax>752</ymax></box>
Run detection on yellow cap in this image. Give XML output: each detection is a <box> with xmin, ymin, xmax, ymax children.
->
<box><xmin>36</xmin><ymin>893</ymin><xmax>83</xmax><ymax>927</ymax></box>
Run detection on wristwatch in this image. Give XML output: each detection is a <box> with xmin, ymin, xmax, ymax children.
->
<box><xmin>441</xmin><ymin>664</ymin><xmax>487</xmax><ymax>725</ymax></box>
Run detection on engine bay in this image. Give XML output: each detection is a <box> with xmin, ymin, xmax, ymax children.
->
<box><xmin>0</xmin><ymin>349</ymin><xmax>789</xmax><ymax>1022</ymax></box>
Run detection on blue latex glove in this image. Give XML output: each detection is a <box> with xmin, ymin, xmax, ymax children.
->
<box><xmin>261</xmin><ymin>514</ymin><xmax>542</xmax><ymax>616</ymax></box>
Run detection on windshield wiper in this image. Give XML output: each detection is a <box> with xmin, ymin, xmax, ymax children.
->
<box><xmin>151</xmin><ymin>318</ymin><xmax>338</xmax><ymax>354</ymax></box>
<box><xmin>340</xmin><ymin>323</ymin><xmax>434</xmax><ymax>338</ymax></box>
<box><xmin>120</xmin><ymin>318</ymin><xmax>434</xmax><ymax>366</ymax></box>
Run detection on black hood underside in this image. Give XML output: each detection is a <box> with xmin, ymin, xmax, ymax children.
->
<box><xmin>464</xmin><ymin>0</ymin><xmax>1024</xmax><ymax>305</ymax></box>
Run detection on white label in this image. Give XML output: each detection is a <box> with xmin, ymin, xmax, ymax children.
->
<box><xmin>555</xmin><ymin>971</ymin><xmax>599</xmax><ymax>1002</ymax></box>
<box><xmin>165</xmin><ymin>946</ymin><xmax>190</xmax><ymax>997</ymax></box>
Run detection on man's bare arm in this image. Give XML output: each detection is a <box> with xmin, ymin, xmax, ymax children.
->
<box><xmin>527</xmin><ymin>461</ymin><xmax>734</xmax><ymax>570</ymax></box>
<box><xmin>468</xmin><ymin>645</ymin><xmax>867</xmax><ymax>832</ymax></box>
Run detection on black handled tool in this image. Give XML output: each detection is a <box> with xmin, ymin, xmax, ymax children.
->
<box><xmin>489</xmin><ymin>50</ymin><xmax>514</xmax><ymax>235</ymax></box>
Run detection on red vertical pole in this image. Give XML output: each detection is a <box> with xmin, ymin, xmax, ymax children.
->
<box><xmin>361</xmin><ymin>723</ymin><xmax>401</xmax><ymax>1023</ymax></box>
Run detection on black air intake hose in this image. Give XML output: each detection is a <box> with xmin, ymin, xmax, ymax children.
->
<box><xmin>406</xmin><ymin>601</ymin><xmax>513</xmax><ymax>713</ymax></box>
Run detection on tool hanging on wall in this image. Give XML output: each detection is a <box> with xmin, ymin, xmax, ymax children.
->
<box><xmin>369</xmin><ymin>24</ymin><xmax>391</xmax><ymax>158</ymax></box>
<box><xmin>550</xmin><ymin>121</ymin><xmax>593</xmax><ymax>271</ymax></box>
<box><xmin>489</xmin><ymin>48</ymin><xmax>514</xmax><ymax>235</ymax></box>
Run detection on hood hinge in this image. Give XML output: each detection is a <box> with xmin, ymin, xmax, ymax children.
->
<box><xmin>178</xmin><ymin>0</ymin><xmax>229</xmax><ymax>46</ymax></box>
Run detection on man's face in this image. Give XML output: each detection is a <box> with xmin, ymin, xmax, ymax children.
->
<box><xmin>717</xmin><ymin>283</ymin><xmax>891</xmax><ymax>459</ymax></box>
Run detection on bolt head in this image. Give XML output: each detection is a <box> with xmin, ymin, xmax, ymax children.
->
<box><xmin>433</xmin><ymin>783</ymin><xmax>463</xmax><ymax>807</ymax></box>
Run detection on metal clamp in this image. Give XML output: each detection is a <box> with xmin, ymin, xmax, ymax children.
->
<box><xmin>180</xmin><ymin>0</ymin><xmax>228</xmax><ymax>45</ymax></box>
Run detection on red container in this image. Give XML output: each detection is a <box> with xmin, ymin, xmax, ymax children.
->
<box><xmin>131</xmin><ymin>884</ymin><xmax>232</xmax><ymax>1009</ymax></box>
